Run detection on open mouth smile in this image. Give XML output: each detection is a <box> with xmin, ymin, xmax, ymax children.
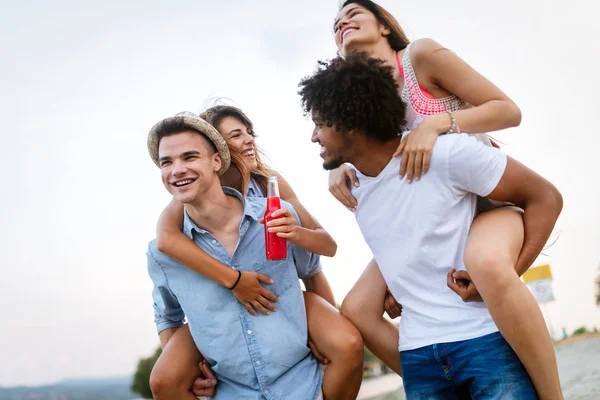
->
<box><xmin>172</xmin><ymin>178</ymin><xmax>195</xmax><ymax>187</ymax></box>
<box><xmin>341</xmin><ymin>27</ymin><xmax>357</xmax><ymax>43</ymax></box>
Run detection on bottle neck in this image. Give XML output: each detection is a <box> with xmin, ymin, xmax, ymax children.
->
<box><xmin>267</xmin><ymin>177</ymin><xmax>280</xmax><ymax>198</ymax></box>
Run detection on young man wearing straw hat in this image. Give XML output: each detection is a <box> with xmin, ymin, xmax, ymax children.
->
<box><xmin>145</xmin><ymin>112</ymin><xmax>326</xmax><ymax>399</ymax></box>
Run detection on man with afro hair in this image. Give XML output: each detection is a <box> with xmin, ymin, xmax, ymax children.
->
<box><xmin>298</xmin><ymin>53</ymin><xmax>562</xmax><ymax>399</ymax></box>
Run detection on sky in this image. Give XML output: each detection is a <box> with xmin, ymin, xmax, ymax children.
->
<box><xmin>1</xmin><ymin>0</ymin><xmax>599</xmax><ymax>387</ymax></box>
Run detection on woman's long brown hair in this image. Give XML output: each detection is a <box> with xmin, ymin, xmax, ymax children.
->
<box><xmin>201</xmin><ymin>105</ymin><xmax>270</xmax><ymax>195</ymax></box>
<box><xmin>340</xmin><ymin>0</ymin><xmax>410</xmax><ymax>51</ymax></box>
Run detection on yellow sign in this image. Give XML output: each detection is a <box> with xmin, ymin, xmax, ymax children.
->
<box><xmin>522</xmin><ymin>264</ymin><xmax>553</xmax><ymax>283</ymax></box>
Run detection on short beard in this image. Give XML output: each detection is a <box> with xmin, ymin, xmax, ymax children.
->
<box><xmin>323</xmin><ymin>157</ymin><xmax>345</xmax><ymax>171</ymax></box>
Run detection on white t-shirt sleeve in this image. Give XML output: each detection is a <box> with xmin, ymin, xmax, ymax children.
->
<box><xmin>447</xmin><ymin>135</ymin><xmax>507</xmax><ymax>197</ymax></box>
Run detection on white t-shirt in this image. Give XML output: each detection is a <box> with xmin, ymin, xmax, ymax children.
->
<box><xmin>350</xmin><ymin>134</ymin><xmax>507</xmax><ymax>351</ymax></box>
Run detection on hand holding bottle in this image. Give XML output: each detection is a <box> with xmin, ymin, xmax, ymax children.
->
<box><xmin>263</xmin><ymin>176</ymin><xmax>288</xmax><ymax>260</ymax></box>
<box><xmin>261</xmin><ymin>208</ymin><xmax>298</xmax><ymax>239</ymax></box>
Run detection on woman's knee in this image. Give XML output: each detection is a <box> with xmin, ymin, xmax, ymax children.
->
<box><xmin>338</xmin><ymin>323</ymin><xmax>364</xmax><ymax>357</ymax></box>
<box><xmin>327</xmin><ymin>322</ymin><xmax>364</xmax><ymax>368</ymax></box>
<box><xmin>465</xmin><ymin>209</ymin><xmax>524</xmax><ymax>276</ymax></box>
<box><xmin>149</xmin><ymin>351</ymin><xmax>193</xmax><ymax>398</ymax></box>
<box><xmin>149</xmin><ymin>362</ymin><xmax>178</xmax><ymax>398</ymax></box>
<box><xmin>340</xmin><ymin>291</ymin><xmax>364</xmax><ymax>324</ymax></box>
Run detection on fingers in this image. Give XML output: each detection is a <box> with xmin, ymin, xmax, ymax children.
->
<box><xmin>191</xmin><ymin>361</ymin><xmax>217</xmax><ymax>397</ymax></box>
<box><xmin>389</xmin><ymin>299</ymin><xmax>402</xmax><ymax>318</ymax></box>
<box><xmin>413</xmin><ymin>152</ymin><xmax>423</xmax><ymax>181</ymax></box>
<box><xmin>330</xmin><ymin>185</ymin><xmax>358</xmax><ymax>210</ymax></box>
<box><xmin>455</xmin><ymin>278</ymin><xmax>469</xmax><ymax>289</ymax></box>
<box><xmin>422</xmin><ymin>151</ymin><xmax>431</xmax><ymax>175</ymax></box>
<box><xmin>266</xmin><ymin>213</ymin><xmax>295</xmax><ymax>226</ymax></box>
<box><xmin>255</xmin><ymin>273</ymin><xmax>274</xmax><ymax>285</ymax></box>
<box><xmin>267</xmin><ymin>220</ymin><xmax>296</xmax><ymax>232</ymax></box>
<box><xmin>390</xmin><ymin>301</ymin><xmax>402</xmax><ymax>319</ymax></box>
<box><xmin>251</xmin><ymin>300</ymin><xmax>270</xmax><ymax>315</ymax></box>
<box><xmin>393</xmin><ymin>136</ymin><xmax>407</xmax><ymax>157</ymax></box>
<box><xmin>234</xmin><ymin>273</ymin><xmax>279</xmax><ymax>314</ymax></box>
<box><xmin>257</xmin><ymin>295</ymin><xmax>277</xmax><ymax>312</ymax></box>
<box><xmin>269</xmin><ymin>208</ymin><xmax>292</xmax><ymax>219</ymax></box>
<box><xmin>447</xmin><ymin>269</ymin><xmax>476</xmax><ymax>302</ymax></box>
<box><xmin>308</xmin><ymin>339</ymin><xmax>330</xmax><ymax>365</ymax></box>
<box><xmin>405</xmin><ymin>152</ymin><xmax>415</xmax><ymax>183</ymax></box>
<box><xmin>199</xmin><ymin>359</ymin><xmax>217</xmax><ymax>381</ymax></box>
<box><xmin>466</xmin><ymin>284</ymin><xmax>483</xmax><ymax>302</ymax></box>
<box><xmin>266</xmin><ymin>210</ymin><xmax>295</xmax><ymax>229</ymax></box>
<box><xmin>276</xmin><ymin>232</ymin><xmax>298</xmax><ymax>239</ymax></box>
<box><xmin>260</xmin><ymin>288</ymin><xmax>278</xmax><ymax>302</ymax></box>
<box><xmin>383</xmin><ymin>287</ymin><xmax>401</xmax><ymax>318</ymax></box>
<box><xmin>385</xmin><ymin>296</ymin><xmax>401</xmax><ymax>319</ymax></box>
<box><xmin>192</xmin><ymin>381</ymin><xmax>216</xmax><ymax>397</ymax></box>
<box><xmin>446</xmin><ymin>268</ymin><xmax>462</xmax><ymax>295</ymax></box>
<box><xmin>452</xmin><ymin>270</ymin><xmax>471</xmax><ymax>281</ymax></box>
<box><xmin>346</xmin><ymin>168</ymin><xmax>360</xmax><ymax>188</ymax></box>
<box><xmin>340</xmin><ymin>189</ymin><xmax>358</xmax><ymax>211</ymax></box>
<box><xmin>243</xmin><ymin>302</ymin><xmax>258</xmax><ymax>316</ymax></box>
<box><xmin>399</xmin><ymin>146</ymin><xmax>409</xmax><ymax>178</ymax></box>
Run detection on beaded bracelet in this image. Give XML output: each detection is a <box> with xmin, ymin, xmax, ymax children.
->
<box><xmin>229</xmin><ymin>270</ymin><xmax>242</xmax><ymax>290</ymax></box>
<box><xmin>446</xmin><ymin>111</ymin><xmax>461</xmax><ymax>134</ymax></box>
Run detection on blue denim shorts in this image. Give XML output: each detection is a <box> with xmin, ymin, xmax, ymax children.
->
<box><xmin>400</xmin><ymin>331</ymin><xmax>537</xmax><ymax>399</ymax></box>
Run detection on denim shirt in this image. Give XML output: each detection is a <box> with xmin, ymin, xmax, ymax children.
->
<box><xmin>147</xmin><ymin>187</ymin><xmax>323</xmax><ymax>400</ymax></box>
<box><xmin>246</xmin><ymin>177</ymin><xmax>264</xmax><ymax>198</ymax></box>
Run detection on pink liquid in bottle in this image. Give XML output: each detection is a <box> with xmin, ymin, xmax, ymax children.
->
<box><xmin>264</xmin><ymin>176</ymin><xmax>288</xmax><ymax>261</ymax></box>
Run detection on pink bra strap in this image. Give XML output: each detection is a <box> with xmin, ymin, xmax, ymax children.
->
<box><xmin>396</xmin><ymin>51</ymin><xmax>436</xmax><ymax>100</ymax></box>
<box><xmin>396</xmin><ymin>51</ymin><xmax>405</xmax><ymax>79</ymax></box>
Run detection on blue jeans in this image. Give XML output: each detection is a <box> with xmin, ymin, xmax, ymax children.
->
<box><xmin>400</xmin><ymin>331</ymin><xmax>537</xmax><ymax>399</ymax></box>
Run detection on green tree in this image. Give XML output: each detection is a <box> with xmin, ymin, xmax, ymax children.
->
<box><xmin>132</xmin><ymin>347</ymin><xmax>162</xmax><ymax>399</ymax></box>
<box><xmin>572</xmin><ymin>326</ymin><xmax>588</xmax><ymax>336</ymax></box>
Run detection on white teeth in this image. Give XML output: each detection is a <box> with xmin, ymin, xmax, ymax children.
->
<box><xmin>174</xmin><ymin>179</ymin><xmax>193</xmax><ymax>187</ymax></box>
<box><xmin>343</xmin><ymin>28</ymin><xmax>357</xmax><ymax>41</ymax></box>
<box><xmin>244</xmin><ymin>150</ymin><xmax>255</xmax><ymax>157</ymax></box>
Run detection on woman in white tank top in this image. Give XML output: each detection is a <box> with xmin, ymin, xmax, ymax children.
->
<box><xmin>330</xmin><ymin>1</ymin><xmax>562</xmax><ymax>398</ymax></box>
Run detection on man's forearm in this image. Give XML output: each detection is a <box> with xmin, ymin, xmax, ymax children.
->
<box><xmin>303</xmin><ymin>272</ymin><xmax>336</xmax><ymax>307</ymax></box>
<box><xmin>514</xmin><ymin>189</ymin><xmax>563</xmax><ymax>276</ymax></box>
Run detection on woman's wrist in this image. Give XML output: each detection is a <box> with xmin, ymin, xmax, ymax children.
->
<box><xmin>287</xmin><ymin>225</ymin><xmax>304</xmax><ymax>245</ymax></box>
<box><xmin>426</xmin><ymin>112</ymin><xmax>453</xmax><ymax>135</ymax></box>
<box><xmin>221</xmin><ymin>267</ymin><xmax>241</xmax><ymax>288</ymax></box>
<box><xmin>229</xmin><ymin>270</ymin><xmax>243</xmax><ymax>290</ymax></box>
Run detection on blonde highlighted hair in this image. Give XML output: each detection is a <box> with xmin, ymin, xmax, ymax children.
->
<box><xmin>200</xmin><ymin>105</ymin><xmax>271</xmax><ymax>195</ymax></box>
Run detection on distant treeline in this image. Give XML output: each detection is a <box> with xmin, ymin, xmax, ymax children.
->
<box><xmin>0</xmin><ymin>377</ymin><xmax>136</xmax><ymax>400</ymax></box>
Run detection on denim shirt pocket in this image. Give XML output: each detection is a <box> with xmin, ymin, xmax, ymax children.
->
<box><xmin>252</xmin><ymin>259</ymin><xmax>295</xmax><ymax>298</ymax></box>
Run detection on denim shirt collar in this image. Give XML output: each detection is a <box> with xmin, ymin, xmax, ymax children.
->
<box><xmin>182</xmin><ymin>186</ymin><xmax>259</xmax><ymax>239</ymax></box>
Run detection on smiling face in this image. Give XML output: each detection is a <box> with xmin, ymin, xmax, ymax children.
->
<box><xmin>216</xmin><ymin>115</ymin><xmax>258</xmax><ymax>170</ymax></box>
<box><xmin>158</xmin><ymin>131</ymin><xmax>222</xmax><ymax>204</ymax></box>
<box><xmin>334</xmin><ymin>3</ymin><xmax>390</xmax><ymax>56</ymax></box>
<box><xmin>310</xmin><ymin>114</ymin><xmax>356</xmax><ymax>170</ymax></box>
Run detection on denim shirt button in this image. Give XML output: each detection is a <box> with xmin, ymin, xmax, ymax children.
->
<box><xmin>255</xmin><ymin>360</ymin><xmax>261</xmax><ymax>365</ymax></box>
<box><xmin>247</xmin><ymin>330</ymin><xmax>252</xmax><ymax>335</ymax></box>
<box><xmin>211</xmin><ymin>239</ymin><xmax>217</xmax><ymax>244</ymax></box>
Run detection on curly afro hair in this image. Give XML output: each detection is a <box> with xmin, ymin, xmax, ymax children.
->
<box><xmin>298</xmin><ymin>52</ymin><xmax>406</xmax><ymax>142</ymax></box>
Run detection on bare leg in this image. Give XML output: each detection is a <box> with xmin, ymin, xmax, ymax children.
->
<box><xmin>465</xmin><ymin>207</ymin><xmax>562</xmax><ymax>400</ymax></box>
<box><xmin>150</xmin><ymin>325</ymin><xmax>203</xmax><ymax>400</ymax></box>
<box><xmin>341</xmin><ymin>259</ymin><xmax>401</xmax><ymax>375</ymax></box>
<box><xmin>304</xmin><ymin>291</ymin><xmax>364</xmax><ymax>400</ymax></box>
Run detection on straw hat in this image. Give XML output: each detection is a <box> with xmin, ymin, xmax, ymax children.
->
<box><xmin>147</xmin><ymin>111</ymin><xmax>231</xmax><ymax>176</ymax></box>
